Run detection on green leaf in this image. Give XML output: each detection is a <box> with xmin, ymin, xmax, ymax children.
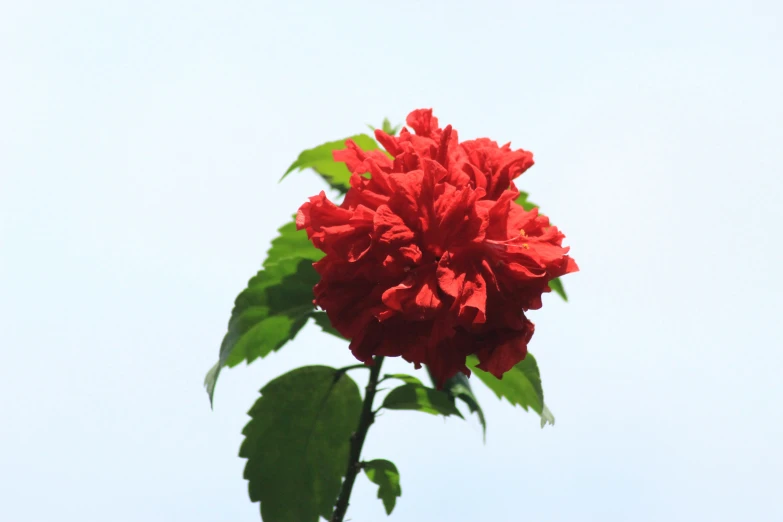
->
<box><xmin>367</xmin><ymin>118</ymin><xmax>402</xmax><ymax>137</ymax></box>
<box><xmin>262</xmin><ymin>220</ymin><xmax>323</xmax><ymax>265</ymax></box>
<box><xmin>549</xmin><ymin>277</ymin><xmax>568</xmax><ymax>301</ymax></box>
<box><xmin>515</xmin><ymin>190</ymin><xmax>539</xmax><ymax>212</ymax></box>
<box><xmin>280</xmin><ymin>134</ymin><xmax>381</xmax><ymax>192</ymax></box>
<box><xmin>240</xmin><ymin>366</ymin><xmax>362</xmax><ymax>522</ymax></box>
<box><xmin>363</xmin><ymin>459</ymin><xmax>402</xmax><ymax>515</ymax></box>
<box><xmin>311</xmin><ymin>311</ymin><xmax>345</xmax><ymax>339</ymax></box>
<box><xmin>204</xmin><ymin>221</ymin><xmax>323</xmax><ymax>406</ymax></box>
<box><xmin>383</xmin><ymin>373</ymin><xmax>423</xmax><ymax>386</ymax></box>
<box><xmin>382</xmin><ymin>384</ymin><xmax>463</xmax><ymax>418</ymax></box>
<box><xmin>466</xmin><ymin>353</ymin><xmax>555</xmax><ymax>428</ymax></box>
<box><xmin>381</xmin><ymin>118</ymin><xmax>401</xmax><ymax>136</ymax></box>
<box><xmin>540</xmin><ymin>404</ymin><xmax>556</xmax><ymax>427</ymax></box>
<box><xmin>440</xmin><ymin>372</ymin><xmax>486</xmax><ymax>439</ymax></box>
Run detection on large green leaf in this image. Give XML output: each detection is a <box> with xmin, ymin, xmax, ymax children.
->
<box><xmin>204</xmin><ymin>221</ymin><xmax>323</xmax><ymax>405</ymax></box>
<box><xmin>382</xmin><ymin>384</ymin><xmax>463</xmax><ymax>418</ymax></box>
<box><xmin>439</xmin><ymin>372</ymin><xmax>487</xmax><ymax>438</ymax></box>
<box><xmin>240</xmin><ymin>366</ymin><xmax>362</xmax><ymax>522</ymax></box>
<box><xmin>363</xmin><ymin>459</ymin><xmax>401</xmax><ymax>515</ymax></box>
<box><xmin>261</xmin><ymin>220</ymin><xmax>323</xmax><ymax>265</ymax></box>
<box><xmin>280</xmin><ymin>134</ymin><xmax>381</xmax><ymax>192</ymax></box>
<box><xmin>467</xmin><ymin>353</ymin><xmax>555</xmax><ymax>428</ymax></box>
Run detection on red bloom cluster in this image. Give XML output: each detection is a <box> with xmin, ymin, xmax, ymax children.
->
<box><xmin>297</xmin><ymin>109</ymin><xmax>577</xmax><ymax>385</ymax></box>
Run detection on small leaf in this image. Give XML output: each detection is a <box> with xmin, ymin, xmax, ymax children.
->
<box><xmin>467</xmin><ymin>353</ymin><xmax>555</xmax><ymax>427</ymax></box>
<box><xmin>240</xmin><ymin>366</ymin><xmax>362</xmax><ymax>522</ymax></box>
<box><xmin>368</xmin><ymin>119</ymin><xmax>402</xmax><ymax>136</ymax></box>
<box><xmin>515</xmin><ymin>190</ymin><xmax>539</xmax><ymax>212</ymax></box>
<box><xmin>204</xmin><ymin>221</ymin><xmax>323</xmax><ymax>406</ymax></box>
<box><xmin>381</xmin><ymin>118</ymin><xmax>401</xmax><ymax>136</ymax></box>
<box><xmin>280</xmin><ymin>134</ymin><xmax>381</xmax><ymax>192</ymax></box>
<box><xmin>382</xmin><ymin>384</ymin><xmax>463</xmax><ymax>418</ymax></box>
<box><xmin>440</xmin><ymin>372</ymin><xmax>486</xmax><ymax>438</ymax></box>
<box><xmin>383</xmin><ymin>374</ymin><xmax>423</xmax><ymax>386</ymax></box>
<box><xmin>548</xmin><ymin>277</ymin><xmax>568</xmax><ymax>301</ymax></box>
<box><xmin>363</xmin><ymin>459</ymin><xmax>401</xmax><ymax>515</ymax></box>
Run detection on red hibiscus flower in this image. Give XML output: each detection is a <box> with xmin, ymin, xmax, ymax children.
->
<box><xmin>297</xmin><ymin>109</ymin><xmax>578</xmax><ymax>386</ymax></box>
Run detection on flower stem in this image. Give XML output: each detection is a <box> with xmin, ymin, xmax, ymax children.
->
<box><xmin>331</xmin><ymin>356</ymin><xmax>385</xmax><ymax>522</ymax></box>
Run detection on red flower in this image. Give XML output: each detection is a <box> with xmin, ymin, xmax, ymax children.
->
<box><xmin>297</xmin><ymin>109</ymin><xmax>578</xmax><ymax>386</ymax></box>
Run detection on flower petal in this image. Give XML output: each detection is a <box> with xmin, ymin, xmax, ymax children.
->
<box><xmin>437</xmin><ymin>254</ymin><xmax>488</xmax><ymax>326</ymax></box>
<box><xmin>381</xmin><ymin>267</ymin><xmax>443</xmax><ymax>320</ymax></box>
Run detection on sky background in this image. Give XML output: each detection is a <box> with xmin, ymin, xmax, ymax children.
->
<box><xmin>1</xmin><ymin>1</ymin><xmax>782</xmax><ymax>521</ymax></box>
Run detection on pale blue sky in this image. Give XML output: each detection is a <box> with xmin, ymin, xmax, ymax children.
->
<box><xmin>1</xmin><ymin>1</ymin><xmax>781</xmax><ymax>521</ymax></box>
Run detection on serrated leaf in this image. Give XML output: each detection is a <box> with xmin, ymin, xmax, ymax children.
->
<box><xmin>311</xmin><ymin>311</ymin><xmax>345</xmax><ymax>339</ymax></box>
<box><xmin>262</xmin><ymin>221</ymin><xmax>323</xmax><ymax>265</ymax></box>
<box><xmin>382</xmin><ymin>384</ymin><xmax>463</xmax><ymax>418</ymax></box>
<box><xmin>280</xmin><ymin>134</ymin><xmax>380</xmax><ymax>192</ymax></box>
<box><xmin>363</xmin><ymin>459</ymin><xmax>401</xmax><ymax>515</ymax></box>
<box><xmin>383</xmin><ymin>374</ymin><xmax>423</xmax><ymax>386</ymax></box>
<box><xmin>439</xmin><ymin>372</ymin><xmax>486</xmax><ymax>439</ymax></box>
<box><xmin>548</xmin><ymin>277</ymin><xmax>568</xmax><ymax>301</ymax></box>
<box><xmin>204</xmin><ymin>221</ymin><xmax>323</xmax><ymax>406</ymax></box>
<box><xmin>240</xmin><ymin>366</ymin><xmax>362</xmax><ymax>522</ymax></box>
<box><xmin>467</xmin><ymin>353</ymin><xmax>555</xmax><ymax>427</ymax></box>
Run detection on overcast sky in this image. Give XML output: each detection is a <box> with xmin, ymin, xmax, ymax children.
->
<box><xmin>1</xmin><ymin>2</ymin><xmax>781</xmax><ymax>521</ymax></box>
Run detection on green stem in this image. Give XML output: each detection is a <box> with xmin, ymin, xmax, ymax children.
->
<box><xmin>337</xmin><ymin>363</ymin><xmax>371</xmax><ymax>373</ymax></box>
<box><xmin>331</xmin><ymin>356</ymin><xmax>385</xmax><ymax>522</ymax></box>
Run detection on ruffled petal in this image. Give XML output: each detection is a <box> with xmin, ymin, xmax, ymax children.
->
<box><xmin>474</xmin><ymin>321</ymin><xmax>535</xmax><ymax>379</ymax></box>
<box><xmin>437</xmin><ymin>253</ymin><xmax>488</xmax><ymax>326</ymax></box>
<box><xmin>298</xmin><ymin>108</ymin><xmax>577</xmax><ymax>382</ymax></box>
<box><xmin>381</xmin><ymin>267</ymin><xmax>443</xmax><ymax>320</ymax></box>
